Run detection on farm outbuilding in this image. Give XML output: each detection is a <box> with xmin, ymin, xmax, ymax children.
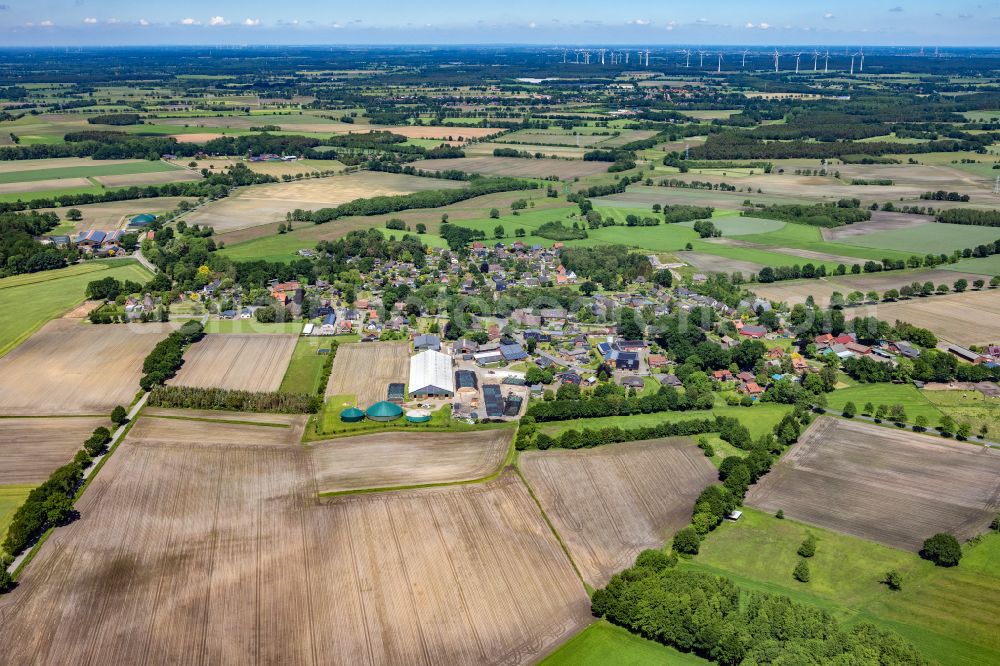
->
<box><xmin>365</xmin><ymin>401</ymin><xmax>403</xmax><ymax>422</ymax></box>
<box><xmin>387</xmin><ymin>382</ymin><xmax>407</xmax><ymax>403</ymax></box>
<box><xmin>409</xmin><ymin>349</ymin><xmax>455</xmax><ymax>398</ymax></box>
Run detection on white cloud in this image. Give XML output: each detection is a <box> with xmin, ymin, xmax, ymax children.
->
<box><xmin>627</xmin><ymin>19</ymin><xmax>650</xmax><ymax>26</ymax></box>
<box><xmin>243</xmin><ymin>18</ymin><xmax>260</xmax><ymax>26</ymax></box>
<box><xmin>823</xmin><ymin>12</ymin><xmax>835</xmax><ymax>19</ymax></box>
<box><xmin>180</xmin><ymin>18</ymin><xmax>198</xmax><ymax>25</ymax></box>
<box><xmin>209</xmin><ymin>16</ymin><xmax>227</xmax><ymax>26</ymax></box>
<box><xmin>746</xmin><ymin>22</ymin><xmax>770</xmax><ymax>29</ymax></box>
<box><xmin>138</xmin><ymin>19</ymin><xmax>149</xmax><ymax>26</ymax></box>
<box><xmin>528</xmin><ymin>21</ymin><xmax>537</xmax><ymax>28</ymax></box>
<box><xmin>39</xmin><ymin>19</ymin><xmax>53</xmax><ymax>27</ymax></box>
<box><xmin>83</xmin><ymin>17</ymin><xmax>97</xmax><ymax>24</ymax></box>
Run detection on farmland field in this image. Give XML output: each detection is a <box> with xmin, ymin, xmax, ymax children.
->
<box><xmin>745</xmin><ymin>417</ymin><xmax>1000</xmax><ymax>551</ymax></box>
<box><xmin>129</xmin><ymin>410</ymin><xmax>306</xmax><ymax>447</ymax></box>
<box><xmin>0</xmin><ymin>484</ymin><xmax>33</xmax><ymax>544</ymax></box>
<box><xmin>309</xmin><ymin>429</ymin><xmax>512</xmax><ymax>493</ymax></box>
<box><xmin>324</xmin><ymin>341</ymin><xmax>410</xmax><ymax>407</ymax></box>
<box><xmin>520</xmin><ymin>438</ymin><xmax>717</xmax><ymax>587</ymax></box>
<box><xmin>0</xmin><ymin>420</ymin><xmax>590</xmax><ymax>665</ymax></box>
<box><xmin>839</xmin><ymin>222</ymin><xmax>1000</xmax><ymax>255</ymax></box>
<box><xmin>0</xmin><ymin>320</ymin><xmax>176</xmax><ymax>415</ymax></box>
<box><xmin>0</xmin><ymin>158</ymin><xmax>182</xmax><ymax>184</ymax></box>
<box><xmin>186</xmin><ymin>172</ymin><xmax>464</xmax><ymax>233</ymax></box>
<box><xmin>201</xmin><ymin>319</ymin><xmax>303</xmax><ymax>334</ymax></box>
<box><xmin>923</xmin><ymin>389</ymin><xmax>1000</xmax><ymax>438</ymax></box>
<box><xmin>687</xmin><ymin>508</ymin><xmax>1000</xmax><ymax>665</ymax></box>
<box><xmin>844</xmin><ymin>289</ymin><xmax>1000</xmax><ymax>347</ymax></box>
<box><xmin>408</xmin><ymin>156</ymin><xmax>609</xmax><ymax>179</ymax></box>
<box><xmin>540</xmin><ymin>620</ymin><xmax>709</xmax><ymax>666</ymax></box>
<box><xmin>825</xmin><ymin>383</ymin><xmax>944</xmax><ymax>424</ymax></box>
<box><xmin>0</xmin><ymin>261</ymin><xmax>153</xmax><ymax>359</ymax></box>
<box><xmin>0</xmin><ymin>417</ymin><xmax>108</xmax><ymax>484</ymax></box>
<box><xmin>169</xmin><ymin>333</ymin><xmax>298</xmax><ymax>392</ymax></box>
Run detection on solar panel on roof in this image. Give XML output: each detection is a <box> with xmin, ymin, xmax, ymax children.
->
<box><xmin>482</xmin><ymin>384</ymin><xmax>503</xmax><ymax>417</ymax></box>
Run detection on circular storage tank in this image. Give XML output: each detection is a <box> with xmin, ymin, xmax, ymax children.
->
<box><xmin>365</xmin><ymin>401</ymin><xmax>403</xmax><ymax>422</ymax></box>
<box><xmin>405</xmin><ymin>409</ymin><xmax>431</xmax><ymax>423</ymax></box>
<box><xmin>339</xmin><ymin>407</ymin><xmax>365</xmax><ymax>423</ymax></box>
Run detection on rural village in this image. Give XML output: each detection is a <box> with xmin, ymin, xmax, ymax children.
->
<box><xmin>0</xmin><ymin>29</ymin><xmax>999</xmax><ymax>666</ymax></box>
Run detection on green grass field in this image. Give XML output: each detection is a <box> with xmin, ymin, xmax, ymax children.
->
<box><xmin>0</xmin><ymin>160</ymin><xmax>180</xmax><ymax>185</ymax></box>
<box><xmin>539</xmin><ymin>402</ymin><xmax>792</xmax><ymax>440</ymax></box>
<box><xmin>840</xmin><ymin>222</ymin><xmax>1000</xmax><ymax>256</ymax></box>
<box><xmin>825</xmin><ymin>383</ymin><xmax>944</xmax><ymax>423</ymax></box>
<box><xmin>0</xmin><ymin>484</ymin><xmax>34</xmax><ymax>543</ymax></box>
<box><xmin>279</xmin><ymin>337</ymin><xmax>333</xmax><ymax>395</ymax></box>
<box><xmin>540</xmin><ymin>621</ymin><xmax>709</xmax><ymax>666</ymax></box>
<box><xmin>202</xmin><ymin>319</ymin><xmax>303</xmax><ymax>334</ymax></box>
<box><xmin>0</xmin><ymin>261</ymin><xmax>152</xmax><ymax>358</ymax></box>
<box><xmin>737</xmin><ymin>223</ymin><xmax>915</xmax><ymax>263</ymax></box>
<box><xmin>923</xmin><ymin>390</ymin><xmax>1000</xmax><ymax>438</ymax></box>
<box><xmin>942</xmin><ymin>254</ymin><xmax>1000</xmax><ymax>276</ymax></box>
<box><xmin>679</xmin><ymin>214</ymin><xmax>784</xmax><ymax>236</ymax></box>
<box><xmin>0</xmin><ymin>184</ymin><xmax>109</xmax><ymax>203</ymax></box>
<box><xmin>685</xmin><ymin>508</ymin><xmax>1000</xmax><ymax>665</ymax></box>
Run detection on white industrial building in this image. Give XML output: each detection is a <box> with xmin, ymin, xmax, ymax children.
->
<box><xmin>409</xmin><ymin>349</ymin><xmax>455</xmax><ymax>398</ymax></box>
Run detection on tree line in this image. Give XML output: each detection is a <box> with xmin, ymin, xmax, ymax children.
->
<box><xmin>147</xmin><ymin>386</ymin><xmax>321</xmax><ymax>413</ymax></box>
<box><xmin>591</xmin><ymin>556</ymin><xmax>925</xmax><ymax>665</ymax></box>
<box><xmin>139</xmin><ymin>321</ymin><xmax>205</xmax><ymax>390</ymax></box>
<box><xmin>286</xmin><ymin>177</ymin><xmax>537</xmax><ymax>224</ymax></box>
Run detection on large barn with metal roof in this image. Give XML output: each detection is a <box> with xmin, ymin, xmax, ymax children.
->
<box><xmin>408</xmin><ymin>349</ymin><xmax>455</xmax><ymax>398</ymax></box>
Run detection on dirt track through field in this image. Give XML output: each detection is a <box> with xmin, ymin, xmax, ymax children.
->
<box><xmin>325</xmin><ymin>341</ymin><xmax>410</xmax><ymax>407</ymax></box>
<box><xmin>169</xmin><ymin>333</ymin><xmax>297</xmax><ymax>392</ymax></box>
<box><xmin>310</xmin><ymin>429</ymin><xmax>512</xmax><ymax>493</ymax></box>
<box><xmin>0</xmin><ymin>417</ymin><xmax>108</xmax><ymax>484</ymax></box>
<box><xmin>0</xmin><ymin>418</ymin><xmax>590</xmax><ymax>665</ymax></box>
<box><xmin>520</xmin><ymin>438</ymin><xmax>717</xmax><ymax>587</ymax></box>
<box><xmin>0</xmin><ymin>321</ymin><xmax>177</xmax><ymax>416</ymax></box>
<box><xmin>746</xmin><ymin>417</ymin><xmax>1000</xmax><ymax>550</ymax></box>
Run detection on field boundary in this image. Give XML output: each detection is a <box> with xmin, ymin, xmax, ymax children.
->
<box><xmin>316</xmin><ymin>436</ymin><xmax>518</xmax><ymax>498</ymax></box>
<box><xmin>10</xmin><ymin>393</ymin><xmax>148</xmax><ymax>579</ymax></box>
<box><xmin>514</xmin><ymin>464</ymin><xmax>590</xmax><ymax>591</ymax></box>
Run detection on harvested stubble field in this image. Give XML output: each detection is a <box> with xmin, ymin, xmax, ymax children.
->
<box><xmin>822</xmin><ymin>211</ymin><xmax>943</xmax><ymax>241</ymax></box>
<box><xmin>185</xmin><ymin>172</ymin><xmax>463</xmax><ymax>233</ymax></box>
<box><xmin>92</xmin><ymin>170</ymin><xmax>202</xmax><ymax>187</ymax></box>
<box><xmin>130</xmin><ymin>410</ymin><xmax>306</xmax><ymax>448</ymax></box>
<box><xmin>0</xmin><ymin>177</ymin><xmax>91</xmax><ymax>195</ymax></box>
<box><xmin>682</xmin><ymin>252</ymin><xmax>766</xmax><ymax>275</ymax></box>
<box><xmin>844</xmin><ymin>289</ymin><xmax>1000</xmax><ymax>347</ymax></box>
<box><xmin>168</xmin><ymin>333</ymin><xmax>298</xmax><ymax>392</ymax></box>
<box><xmin>0</xmin><ymin>420</ymin><xmax>590</xmax><ymax>665</ymax></box>
<box><xmin>0</xmin><ymin>320</ymin><xmax>176</xmax><ymax>415</ymax></box>
<box><xmin>325</xmin><ymin>341</ymin><xmax>409</xmax><ymax>407</ymax></box>
<box><xmin>309</xmin><ymin>429</ymin><xmax>512</xmax><ymax>493</ymax></box>
<box><xmin>367</xmin><ymin>125</ymin><xmax>502</xmax><ymax>140</ymax></box>
<box><xmin>746</xmin><ymin>417</ymin><xmax>1000</xmax><ymax>551</ymax></box>
<box><xmin>519</xmin><ymin>438</ymin><xmax>717</xmax><ymax>587</ymax></box>
<box><xmin>829</xmin><ymin>268</ymin><xmax>989</xmax><ymax>292</ymax></box>
<box><xmin>750</xmin><ymin>279</ymin><xmax>848</xmax><ymax>306</ymax></box>
<box><xmin>407</xmin><ymin>156</ymin><xmax>610</xmax><ymax>179</ymax></box>
<box><xmin>0</xmin><ymin>417</ymin><xmax>108</xmax><ymax>484</ymax></box>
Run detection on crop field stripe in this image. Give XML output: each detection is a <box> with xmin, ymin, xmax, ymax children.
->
<box><xmin>142</xmin><ymin>413</ymin><xmax>292</xmax><ymax>428</ymax></box>
<box><xmin>514</xmin><ymin>465</ymin><xmax>589</xmax><ymax>589</ymax></box>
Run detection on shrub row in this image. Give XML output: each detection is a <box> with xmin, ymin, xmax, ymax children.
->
<box><xmin>147</xmin><ymin>385</ymin><xmax>321</xmax><ymax>413</ymax></box>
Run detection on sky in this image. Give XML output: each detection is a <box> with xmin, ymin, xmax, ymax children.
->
<box><xmin>1</xmin><ymin>1</ymin><xmax>999</xmax><ymax>47</ymax></box>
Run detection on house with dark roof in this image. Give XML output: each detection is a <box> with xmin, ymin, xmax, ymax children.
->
<box><xmin>414</xmin><ymin>334</ymin><xmax>441</xmax><ymax>351</ymax></box>
<box><xmin>500</xmin><ymin>343</ymin><xmax>528</xmax><ymax>362</ymax></box>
